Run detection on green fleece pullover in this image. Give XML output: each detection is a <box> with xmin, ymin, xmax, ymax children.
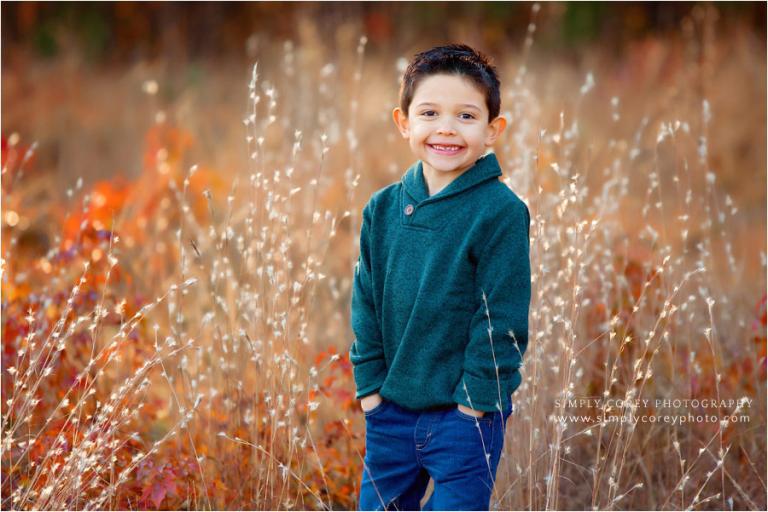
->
<box><xmin>349</xmin><ymin>151</ymin><xmax>531</xmax><ymax>413</ymax></box>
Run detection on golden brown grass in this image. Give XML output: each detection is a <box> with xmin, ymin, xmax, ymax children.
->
<box><xmin>2</xmin><ymin>3</ymin><xmax>765</xmax><ymax>510</ymax></box>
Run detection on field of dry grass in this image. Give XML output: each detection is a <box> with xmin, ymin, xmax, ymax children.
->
<box><xmin>2</xmin><ymin>4</ymin><xmax>766</xmax><ymax>510</ymax></box>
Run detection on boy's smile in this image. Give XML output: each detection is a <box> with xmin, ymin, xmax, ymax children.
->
<box><xmin>393</xmin><ymin>73</ymin><xmax>506</xmax><ymax>196</ymax></box>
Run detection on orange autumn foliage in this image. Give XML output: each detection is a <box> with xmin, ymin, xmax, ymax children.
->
<box><xmin>61</xmin><ymin>177</ymin><xmax>133</xmax><ymax>246</ymax></box>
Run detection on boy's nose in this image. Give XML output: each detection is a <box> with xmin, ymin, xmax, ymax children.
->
<box><xmin>436</xmin><ymin>123</ymin><xmax>457</xmax><ymax>135</ymax></box>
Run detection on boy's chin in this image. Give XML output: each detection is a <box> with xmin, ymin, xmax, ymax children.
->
<box><xmin>424</xmin><ymin>159</ymin><xmax>472</xmax><ymax>174</ymax></box>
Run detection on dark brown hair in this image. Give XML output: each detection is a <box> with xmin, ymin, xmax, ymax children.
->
<box><xmin>398</xmin><ymin>43</ymin><xmax>501</xmax><ymax>122</ymax></box>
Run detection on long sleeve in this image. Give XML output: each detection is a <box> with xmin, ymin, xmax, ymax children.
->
<box><xmin>452</xmin><ymin>201</ymin><xmax>531</xmax><ymax>412</ymax></box>
<box><xmin>349</xmin><ymin>200</ymin><xmax>387</xmax><ymax>399</ymax></box>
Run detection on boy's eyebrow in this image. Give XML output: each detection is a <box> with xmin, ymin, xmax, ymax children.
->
<box><xmin>415</xmin><ymin>102</ymin><xmax>482</xmax><ymax>111</ymax></box>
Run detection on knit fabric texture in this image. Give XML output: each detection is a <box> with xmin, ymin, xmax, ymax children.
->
<box><xmin>349</xmin><ymin>151</ymin><xmax>531</xmax><ymax>413</ymax></box>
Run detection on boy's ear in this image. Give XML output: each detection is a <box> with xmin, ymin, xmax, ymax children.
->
<box><xmin>392</xmin><ymin>107</ymin><xmax>410</xmax><ymax>138</ymax></box>
<box><xmin>485</xmin><ymin>114</ymin><xmax>508</xmax><ymax>146</ymax></box>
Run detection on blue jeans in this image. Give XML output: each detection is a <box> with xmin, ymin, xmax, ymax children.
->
<box><xmin>358</xmin><ymin>397</ymin><xmax>514</xmax><ymax>511</ymax></box>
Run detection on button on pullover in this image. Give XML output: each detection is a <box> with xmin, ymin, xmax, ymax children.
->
<box><xmin>349</xmin><ymin>152</ymin><xmax>531</xmax><ymax>413</ymax></box>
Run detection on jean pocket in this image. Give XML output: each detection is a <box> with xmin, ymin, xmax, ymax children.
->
<box><xmin>363</xmin><ymin>398</ymin><xmax>388</xmax><ymax>417</ymax></box>
<box><xmin>454</xmin><ymin>406</ymin><xmax>493</xmax><ymax>424</ymax></box>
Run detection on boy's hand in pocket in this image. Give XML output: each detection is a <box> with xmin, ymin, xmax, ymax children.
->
<box><xmin>361</xmin><ymin>392</ymin><xmax>382</xmax><ymax>412</ymax></box>
<box><xmin>457</xmin><ymin>403</ymin><xmax>485</xmax><ymax>418</ymax></box>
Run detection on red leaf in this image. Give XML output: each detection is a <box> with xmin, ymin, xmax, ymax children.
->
<box><xmin>151</xmin><ymin>482</ymin><xmax>166</xmax><ymax>508</ymax></box>
<box><xmin>163</xmin><ymin>471</ymin><xmax>178</xmax><ymax>499</ymax></box>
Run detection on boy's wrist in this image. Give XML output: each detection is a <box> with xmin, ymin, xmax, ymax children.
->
<box><xmin>360</xmin><ymin>392</ymin><xmax>382</xmax><ymax>412</ymax></box>
<box><xmin>457</xmin><ymin>403</ymin><xmax>485</xmax><ymax>417</ymax></box>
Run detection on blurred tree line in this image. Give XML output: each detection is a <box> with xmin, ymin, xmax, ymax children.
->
<box><xmin>2</xmin><ymin>1</ymin><xmax>765</xmax><ymax>65</ymax></box>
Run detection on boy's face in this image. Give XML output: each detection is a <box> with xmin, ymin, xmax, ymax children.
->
<box><xmin>393</xmin><ymin>73</ymin><xmax>506</xmax><ymax>178</ymax></box>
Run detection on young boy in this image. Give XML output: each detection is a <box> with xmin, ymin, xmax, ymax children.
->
<box><xmin>349</xmin><ymin>43</ymin><xmax>531</xmax><ymax>511</ymax></box>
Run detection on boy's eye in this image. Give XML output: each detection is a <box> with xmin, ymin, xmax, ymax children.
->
<box><xmin>420</xmin><ymin>111</ymin><xmax>475</xmax><ymax>119</ymax></box>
